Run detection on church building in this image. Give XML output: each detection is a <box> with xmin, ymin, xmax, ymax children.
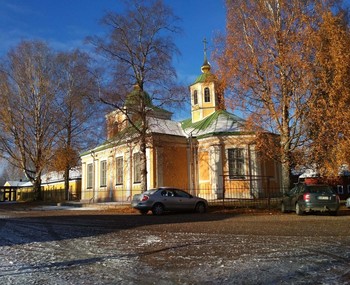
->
<box><xmin>80</xmin><ymin>49</ymin><xmax>282</xmax><ymax>202</ymax></box>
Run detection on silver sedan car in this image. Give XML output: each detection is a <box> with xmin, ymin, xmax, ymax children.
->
<box><xmin>131</xmin><ymin>187</ymin><xmax>208</xmax><ymax>215</ymax></box>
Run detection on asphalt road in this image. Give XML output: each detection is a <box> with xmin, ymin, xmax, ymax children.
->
<box><xmin>0</xmin><ymin>204</ymin><xmax>350</xmax><ymax>284</ymax></box>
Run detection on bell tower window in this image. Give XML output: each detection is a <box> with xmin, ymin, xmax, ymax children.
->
<box><xmin>204</xmin><ymin>87</ymin><xmax>210</xmax><ymax>102</ymax></box>
<box><xmin>193</xmin><ymin>90</ymin><xmax>198</xmax><ymax>105</ymax></box>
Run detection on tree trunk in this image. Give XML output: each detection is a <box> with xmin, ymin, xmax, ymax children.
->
<box><xmin>140</xmin><ymin>147</ymin><xmax>147</xmax><ymax>192</ymax></box>
<box><xmin>64</xmin><ymin>167</ymin><xmax>70</xmax><ymax>200</ymax></box>
<box><xmin>281</xmin><ymin>157</ymin><xmax>291</xmax><ymax>193</ymax></box>
<box><xmin>140</xmin><ymin>127</ymin><xmax>148</xmax><ymax>192</ymax></box>
<box><xmin>281</xmin><ymin>117</ymin><xmax>291</xmax><ymax>193</ymax></box>
<box><xmin>33</xmin><ymin>176</ymin><xmax>42</xmax><ymax>201</ymax></box>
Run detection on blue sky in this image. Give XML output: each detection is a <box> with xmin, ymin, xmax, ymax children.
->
<box><xmin>0</xmin><ymin>0</ymin><xmax>226</xmax><ymax>87</ymax></box>
<box><xmin>2</xmin><ymin>0</ymin><xmax>350</xmax><ymax>120</ymax></box>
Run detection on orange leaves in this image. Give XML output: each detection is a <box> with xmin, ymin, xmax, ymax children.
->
<box><xmin>215</xmin><ymin>0</ymin><xmax>350</xmax><ymax>183</ymax></box>
<box><xmin>50</xmin><ymin>147</ymin><xmax>80</xmax><ymax>173</ymax></box>
<box><xmin>307</xmin><ymin>8</ymin><xmax>350</xmax><ymax>175</ymax></box>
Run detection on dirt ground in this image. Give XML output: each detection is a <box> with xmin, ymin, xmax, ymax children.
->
<box><xmin>0</xmin><ymin>202</ymin><xmax>350</xmax><ymax>284</ymax></box>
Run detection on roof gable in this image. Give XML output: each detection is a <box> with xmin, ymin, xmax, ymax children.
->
<box><xmin>181</xmin><ymin>110</ymin><xmax>246</xmax><ymax>138</ymax></box>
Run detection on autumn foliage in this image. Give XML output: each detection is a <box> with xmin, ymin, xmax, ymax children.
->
<box><xmin>216</xmin><ymin>0</ymin><xmax>350</xmax><ymax>187</ymax></box>
<box><xmin>306</xmin><ymin>10</ymin><xmax>350</xmax><ymax>176</ymax></box>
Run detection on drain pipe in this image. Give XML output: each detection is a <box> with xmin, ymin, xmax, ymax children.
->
<box><xmin>248</xmin><ymin>143</ymin><xmax>254</xmax><ymax>198</ymax></box>
<box><xmin>90</xmin><ymin>150</ymin><xmax>96</xmax><ymax>203</ymax></box>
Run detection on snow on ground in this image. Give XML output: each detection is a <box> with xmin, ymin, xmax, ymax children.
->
<box><xmin>0</xmin><ymin>208</ymin><xmax>350</xmax><ymax>284</ymax></box>
<box><xmin>1</xmin><ymin>229</ymin><xmax>349</xmax><ymax>284</ymax></box>
<box><xmin>32</xmin><ymin>205</ymin><xmax>99</xmax><ymax>211</ymax></box>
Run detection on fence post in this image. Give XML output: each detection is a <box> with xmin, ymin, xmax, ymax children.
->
<box><xmin>267</xmin><ymin>177</ymin><xmax>271</xmax><ymax>210</ymax></box>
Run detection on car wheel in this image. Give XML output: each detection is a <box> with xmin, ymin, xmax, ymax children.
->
<box><xmin>281</xmin><ymin>202</ymin><xmax>286</xmax><ymax>213</ymax></box>
<box><xmin>295</xmin><ymin>203</ymin><xmax>304</xmax><ymax>215</ymax></box>
<box><xmin>152</xmin><ymin>203</ymin><xmax>164</xmax><ymax>215</ymax></box>
<box><xmin>195</xmin><ymin>202</ymin><xmax>206</xmax><ymax>213</ymax></box>
<box><xmin>139</xmin><ymin>210</ymin><xmax>148</xmax><ymax>215</ymax></box>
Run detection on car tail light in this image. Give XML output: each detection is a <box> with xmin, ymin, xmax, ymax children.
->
<box><xmin>141</xmin><ymin>195</ymin><xmax>149</xmax><ymax>202</ymax></box>
<box><xmin>303</xmin><ymin>193</ymin><xmax>311</xmax><ymax>202</ymax></box>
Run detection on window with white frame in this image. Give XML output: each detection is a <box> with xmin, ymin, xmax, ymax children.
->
<box><xmin>337</xmin><ymin>185</ymin><xmax>344</xmax><ymax>194</ymax></box>
<box><xmin>100</xmin><ymin>160</ymin><xmax>107</xmax><ymax>187</ymax></box>
<box><xmin>133</xmin><ymin>153</ymin><xmax>141</xmax><ymax>183</ymax></box>
<box><xmin>228</xmin><ymin>148</ymin><xmax>245</xmax><ymax>179</ymax></box>
<box><xmin>116</xmin><ymin>157</ymin><xmax>123</xmax><ymax>185</ymax></box>
<box><xmin>204</xmin><ymin>87</ymin><xmax>210</xmax><ymax>102</ymax></box>
<box><xmin>193</xmin><ymin>90</ymin><xmax>198</xmax><ymax>105</ymax></box>
<box><xmin>87</xmin><ymin>163</ymin><xmax>93</xmax><ymax>188</ymax></box>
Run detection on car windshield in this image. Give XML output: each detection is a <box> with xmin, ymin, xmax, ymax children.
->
<box><xmin>306</xmin><ymin>186</ymin><xmax>334</xmax><ymax>194</ymax></box>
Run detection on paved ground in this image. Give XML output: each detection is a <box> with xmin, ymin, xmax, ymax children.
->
<box><xmin>0</xmin><ymin>203</ymin><xmax>350</xmax><ymax>284</ymax></box>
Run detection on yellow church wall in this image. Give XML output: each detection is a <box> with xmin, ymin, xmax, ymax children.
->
<box><xmin>197</xmin><ymin>183</ymin><xmax>211</xmax><ymax>194</ymax></box>
<box><xmin>81</xmin><ymin>107</ymin><xmax>282</xmax><ymax>202</ymax></box>
<box><xmin>192</xmin><ymin>110</ymin><xmax>201</xmax><ymax>122</ymax></box>
<box><xmin>198</xmin><ymin>151</ymin><xmax>209</xmax><ymax>181</ymax></box>
<box><xmin>220</xmin><ymin>137</ymin><xmax>259</xmax><ymax>199</ymax></box>
<box><xmin>194</xmin><ymin>134</ymin><xmax>281</xmax><ymax>199</ymax></box>
<box><xmin>82</xmin><ymin>187</ymin><xmax>94</xmax><ymax>201</ymax></box>
<box><xmin>224</xmin><ymin>179</ymin><xmax>251</xmax><ymax>198</ymax></box>
<box><xmin>148</xmin><ymin>147</ymin><xmax>156</xmax><ymax>188</ymax></box>
<box><xmin>196</xmin><ymin>150</ymin><xmax>211</xmax><ymax>196</ymax></box>
<box><xmin>94</xmin><ymin>188</ymin><xmax>109</xmax><ymax>202</ymax></box>
<box><xmin>202</xmin><ymin>108</ymin><xmax>215</xmax><ymax>118</ymax></box>
<box><xmin>114</xmin><ymin>185</ymin><xmax>128</xmax><ymax>201</ymax></box>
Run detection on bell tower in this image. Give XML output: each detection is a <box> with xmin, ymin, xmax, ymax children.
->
<box><xmin>190</xmin><ymin>39</ymin><xmax>223</xmax><ymax>123</ymax></box>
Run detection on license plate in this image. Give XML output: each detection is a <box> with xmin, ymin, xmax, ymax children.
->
<box><xmin>318</xmin><ymin>196</ymin><xmax>329</xmax><ymax>200</ymax></box>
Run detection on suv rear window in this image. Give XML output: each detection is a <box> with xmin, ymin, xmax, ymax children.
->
<box><xmin>306</xmin><ymin>186</ymin><xmax>334</xmax><ymax>194</ymax></box>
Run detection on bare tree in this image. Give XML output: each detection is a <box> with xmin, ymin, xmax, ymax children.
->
<box><xmin>50</xmin><ymin>49</ymin><xmax>102</xmax><ymax>200</ymax></box>
<box><xmin>88</xmin><ymin>0</ymin><xmax>184</xmax><ymax>191</ymax></box>
<box><xmin>0</xmin><ymin>41</ymin><xmax>61</xmax><ymax>199</ymax></box>
<box><xmin>0</xmin><ymin>159</ymin><xmax>26</xmax><ymax>182</ymax></box>
<box><xmin>216</xmin><ymin>0</ymin><xmax>342</xmax><ymax>191</ymax></box>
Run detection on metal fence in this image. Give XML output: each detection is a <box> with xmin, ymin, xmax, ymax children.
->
<box><xmin>81</xmin><ymin>186</ymin><xmax>283</xmax><ymax>210</ymax></box>
<box><xmin>4</xmin><ymin>187</ymin><xmax>80</xmax><ymax>203</ymax></box>
<box><xmin>0</xmin><ymin>187</ymin><xmax>20</xmax><ymax>202</ymax></box>
<box><xmin>1</xmin><ymin>185</ymin><xmax>283</xmax><ymax>209</ymax></box>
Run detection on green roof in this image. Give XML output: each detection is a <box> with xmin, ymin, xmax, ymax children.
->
<box><xmin>181</xmin><ymin>110</ymin><xmax>238</xmax><ymax>130</ymax></box>
<box><xmin>181</xmin><ymin>110</ymin><xmax>246</xmax><ymax>138</ymax></box>
<box><xmin>80</xmin><ymin>124</ymin><xmax>139</xmax><ymax>156</ymax></box>
<box><xmin>125</xmin><ymin>89</ymin><xmax>153</xmax><ymax>108</ymax></box>
<box><xmin>191</xmin><ymin>72</ymin><xmax>216</xmax><ymax>85</ymax></box>
<box><xmin>124</xmin><ymin>88</ymin><xmax>172</xmax><ymax>119</ymax></box>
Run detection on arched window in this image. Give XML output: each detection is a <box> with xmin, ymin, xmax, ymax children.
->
<box><xmin>193</xmin><ymin>90</ymin><xmax>198</xmax><ymax>105</ymax></box>
<box><xmin>204</xmin><ymin>87</ymin><xmax>210</xmax><ymax>102</ymax></box>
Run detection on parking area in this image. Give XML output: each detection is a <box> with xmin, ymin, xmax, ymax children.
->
<box><xmin>0</xmin><ymin>204</ymin><xmax>350</xmax><ymax>284</ymax></box>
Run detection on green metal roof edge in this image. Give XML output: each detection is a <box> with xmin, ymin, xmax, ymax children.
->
<box><xmin>125</xmin><ymin>90</ymin><xmax>172</xmax><ymax>116</ymax></box>
<box><xmin>190</xmin><ymin>72</ymin><xmax>216</xmax><ymax>86</ymax></box>
<box><xmin>195</xmin><ymin>131</ymin><xmax>255</xmax><ymax>139</ymax></box>
<box><xmin>125</xmin><ymin>89</ymin><xmax>153</xmax><ymax>108</ymax></box>
<box><xmin>181</xmin><ymin>117</ymin><xmax>193</xmax><ymax>129</ymax></box>
<box><xmin>80</xmin><ymin>125</ymin><xmax>140</xmax><ymax>157</ymax></box>
<box><xmin>80</xmin><ymin>139</ymin><xmax>123</xmax><ymax>157</ymax></box>
<box><xmin>150</xmin><ymin>105</ymin><xmax>173</xmax><ymax>115</ymax></box>
<box><xmin>181</xmin><ymin>110</ymin><xmax>241</xmax><ymax>132</ymax></box>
